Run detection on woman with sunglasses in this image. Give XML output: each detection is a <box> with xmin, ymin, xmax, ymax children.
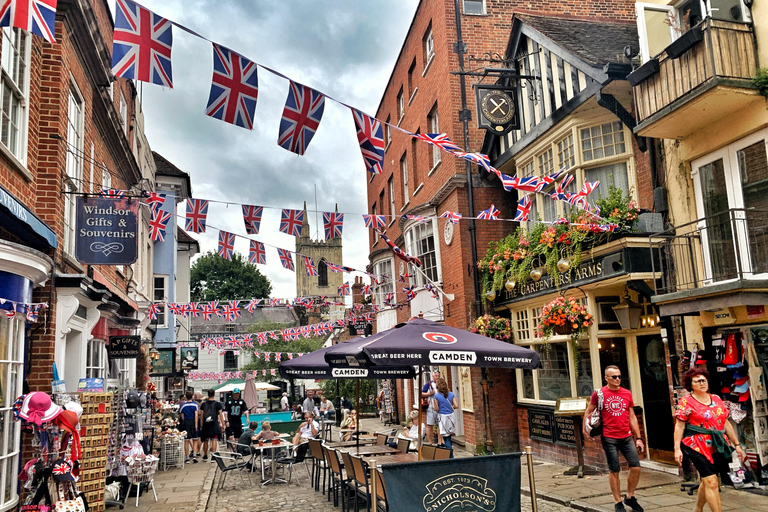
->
<box><xmin>674</xmin><ymin>367</ymin><xmax>745</xmax><ymax>512</ymax></box>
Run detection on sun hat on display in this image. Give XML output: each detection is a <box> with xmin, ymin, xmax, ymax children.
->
<box><xmin>55</xmin><ymin>410</ymin><xmax>82</xmax><ymax>461</ymax></box>
<box><xmin>64</xmin><ymin>401</ymin><xmax>83</xmax><ymax>419</ymax></box>
<box><xmin>19</xmin><ymin>392</ymin><xmax>62</xmax><ymax>426</ymax></box>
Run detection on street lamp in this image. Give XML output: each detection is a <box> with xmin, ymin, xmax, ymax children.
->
<box><xmin>612</xmin><ymin>287</ymin><xmax>643</xmax><ymax>330</ymax></box>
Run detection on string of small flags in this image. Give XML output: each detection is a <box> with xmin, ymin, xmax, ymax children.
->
<box><xmin>0</xmin><ymin>298</ymin><xmax>48</xmax><ymax>322</ymax></box>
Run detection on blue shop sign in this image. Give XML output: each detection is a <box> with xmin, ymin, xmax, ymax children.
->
<box><xmin>75</xmin><ymin>196</ymin><xmax>138</xmax><ymax>265</ymax></box>
<box><xmin>0</xmin><ymin>183</ymin><xmax>56</xmax><ymax>249</ymax></box>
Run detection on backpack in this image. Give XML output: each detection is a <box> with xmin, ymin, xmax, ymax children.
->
<box><xmin>203</xmin><ymin>400</ymin><xmax>216</xmax><ymax>423</ymax></box>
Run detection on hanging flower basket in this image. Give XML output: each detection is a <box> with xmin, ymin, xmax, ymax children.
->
<box><xmin>470</xmin><ymin>314</ymin><xmax>513</xmax><ymax>342</ymax></box>
<box><xmin>553</xmin><ymin>324</ymin><xmax>575</xmax><ymax>336</ymax></box>
<box><xmin>535</xmin><ymin>296</ymin><xmax>593</xmax><ymax>342</ymax></box>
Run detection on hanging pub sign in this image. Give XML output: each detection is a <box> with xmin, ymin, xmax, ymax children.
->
<box><xmin>75</xmin><ymin>196</ymin><xmax>138</xmax><ymax>265</ymax></box>
<box><xmin>475</xmin><ymin>83</ymin><xmax>520</xmax><ymax>135</ymax></box>
<box><xmin>107</xmin><ymin>335</ymin><xmax>141</xmax><ymax>359</ymax></box>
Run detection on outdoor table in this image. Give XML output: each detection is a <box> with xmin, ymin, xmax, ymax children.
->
<box><xmin>324</xmin><ymin>438</ymin><xmax>376</xmax><ymax>448</ymax></box>
<box><xmin>249</xmin><ymin>440</ymin><xmax>294</xmax><ymax>486</ymax></box>
<box><xmin>371</xmin><ymin>453</ymin><xmax>418</xmax><ymax>466</ymax></box>
<box><xmin>339</xmin><ymin>445</ymin><xmax>401</xmax><ymax>456</ymax></box>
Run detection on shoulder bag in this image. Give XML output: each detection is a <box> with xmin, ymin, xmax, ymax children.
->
<box><xmin>586</xmin><ymin>388</ymin><xmax>604</xmax><ymax>437</ymax></box>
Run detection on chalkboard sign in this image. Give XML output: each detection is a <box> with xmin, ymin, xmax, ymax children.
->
<box><xmin>107</xmin><ymin>335</ymin><xmax>141</xmax><ymax>359</ymax></box>
<box><xmin>554</xmin><ymin>415</ymin><xmax>577</xmax><ymax>446</ymax></box>
<box><xmin>528</xmin><ymin>409</ymin><xmax>554</xmax><ymax>442</ymax></box>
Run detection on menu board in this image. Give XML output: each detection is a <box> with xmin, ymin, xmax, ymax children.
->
<box><xmin>554</xmin><ymin>416</ymin><xmax>577</xmax><ymax>445</ymax></box>
<box><xmin>528</xmin><ymin>409</ymin><xmax>554</xmax><ymax>442</ymax></box>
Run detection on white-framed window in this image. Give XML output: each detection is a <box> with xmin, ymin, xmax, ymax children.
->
<box><xmin>463</xmin><ymin>0</ymin><xmax>486</xmax><ymax>14</ymax></box>
<box><xmin>63</xmin><ymin>85</ymin><xmax>84</xmax><ymax>256</ymax></box>
<box><xmin>424</xmin><ymin>27</ymin><xmax>435</xmax><ymax>68</ymax></box>
<box><xmin>110</xmin><ymin>358</ymin><xmax>131</xmax><ymax>387</ymax></box>
<box><xmin>405</xmin><ymin>219</ymin><xmax>439</xmax><ymax>285</ymax></box>
<box><xmin>557</xmin><ymin>133</ymin><xmax>575</xmax><ymax>170</ymax></box>
<box><xmin>514</xmin><ymin>303</ymin><xmax>593</xmax><ymax>404</ymax></box>
<box><xmin>153</xmin><ymin>275</ymin><xmax>168</xmax><ymax>327</ymax></box>
<box><xmin>388</xmin><ymin>177</ymin><xmax>395</xmax><ymax>216</ymax></box>
<box><xmin>585</xmin><ymin>162</ymin><xmax>629</xmax><ymax>202</ymax></box>
<box><xmin>580</xmin><ymin>122</ymin><xmax>626</xmax><ymax>161</ymax></box>
<box><xmin>706</xmin><ymin>0</ymin><xmax>749</xmax><ymax>22</ymax></box>
<box><xmin>400</xmin><ymin>154</ymin><xmax>409</xmax><ymax>202</ymax></box>
<box><xmin>0</xmin><ymin>28</ymin><xmax>29</xmax><ymax>165</ymax></box>
<box><xmin>520</xmin><ymin>160</ymin><xmax>534</xmax><ymax>177</ymax></box>
<box><xmin>636</xmin><ymin>3</ymin><xmax>676</xmax><ymax>62</ymax></box>
<box><xmin>691</xmin><ymin>129</ymin><xmax>768</xmax><ymax>283</ymax></box>
<box><xmin>397</xmin><ymin>89</ymin><xmax>405</xmax><ymax>122</ymax></box>
<box><xmin>101</xmin><ymin>165</ymin><xmax>111</xmax><ymax>190</ymax></box>
<box><xmin>373</xmin><ymin>259</ymin><xmax>395</xmax><ymax>305</ymax></box>
<box><xmin>86</xmin><ymin>338</ymin><xmax>106</xmax><ymax>378</ymax></box>
<box><xmin>428</xmin><ymin>105</ymin><xmax>440</xmax><ymax>169</ymax></box>
<box><xmin>119</xmin><ymin>92</ymin><xmax>127</xmax><ymax>134</ymax></box>
<box><xmin>385</xmin><ymin>116</ymin><xmax>392</xmax><ymax>148</ymax></box>
<box><xmin>537</xmin><ymin>147</ymin><xmax>554</xmax><ymax>176</ymax></box>
<box><xmin>0</xmin><ymin>314</ymin><xmax>24</xmax><ymax>512</ymax></box>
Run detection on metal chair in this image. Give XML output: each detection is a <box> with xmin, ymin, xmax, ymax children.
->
<box><xmin>307</xmin><ymin>438</ymin><xmax>329</xmax><ymax>494</ymax></box>
<box><xmin>211</xmin><ymin>452</ymin><xmax>249</xmax><ymax>491</ymax></box>
<box><xmin>275</xmin><ymin>442</ymin><xmax>310</xmax><ymax>485</ymax></box>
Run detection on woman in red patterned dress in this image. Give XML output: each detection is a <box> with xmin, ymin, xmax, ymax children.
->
<box><xmin>673</xmin><ymin>368</ymin><xmax>746</xmax><ymax>512</ymax></box>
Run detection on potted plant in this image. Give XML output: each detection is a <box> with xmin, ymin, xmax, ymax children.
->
<box><xmin>535</xmin><ymin>296</ymin><xmax>593</xmax><ymax>341</ymax></box>
<box><xmin>470</xmin><ymin>314</ymin><xmax>513</xmax><ymax>342</ymax></box>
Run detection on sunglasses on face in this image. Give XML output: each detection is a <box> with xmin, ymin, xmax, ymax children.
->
<box><xmin>607</xmin><ymin>375</ymin><xmax>622</xmax><ymax>380</ymax></box>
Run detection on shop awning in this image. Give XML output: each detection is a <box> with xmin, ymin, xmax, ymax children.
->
<box><xmin>0</xmin><ymin>184</ymin><xmax>56</xmax><ymax>250</ymax></box>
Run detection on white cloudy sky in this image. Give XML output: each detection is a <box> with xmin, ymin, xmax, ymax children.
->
<box><xmin>114</xmin><ymin>1</ymin><xmax>418</xmax><ymax>298</ymax></box>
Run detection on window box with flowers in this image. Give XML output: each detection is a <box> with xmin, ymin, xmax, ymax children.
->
<box><xmin>470</xmin><ymin>314</ymin><xmax>513</xmax><ymax>342</ymax></box>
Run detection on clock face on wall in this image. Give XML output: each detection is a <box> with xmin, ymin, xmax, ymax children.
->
<box><xmin>480</xmin><ymin>90</ymin><xmax>516</xmax><ymax>126</ymax></box>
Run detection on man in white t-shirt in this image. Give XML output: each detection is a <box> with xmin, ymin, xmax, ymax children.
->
<box><xmin>292</xmin><ymin>412</ymin><xmax>319</xmax><ymax>446</ymax></box>
<box><xmin>280</xmin><ymin>392</ymin><xmax>289</xmax><ymax>411</ymax></box>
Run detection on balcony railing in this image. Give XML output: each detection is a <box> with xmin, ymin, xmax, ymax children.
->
<box><xmin>632</xmin><ymin>19</ymin><xmax>757</xmax><ymax>134</ymax></box>
<box><xmin>650</xmin><ymin>208</ymin><xmax>768</xmax><ymax>296</ymax></box>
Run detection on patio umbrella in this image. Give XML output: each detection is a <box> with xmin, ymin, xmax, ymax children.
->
<box><xmin>242</xmin><ymin>372</ymin><xmax>260</xmax><ymax>412</ymax></box>
<box><xmin>211</xmin><ymin>378</ymin><xmax>245</xmax><ymax>393</ymax></box>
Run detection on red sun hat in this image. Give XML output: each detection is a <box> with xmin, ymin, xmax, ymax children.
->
<box><xmin>19</xmin><ymin>392</ymin><xmax>62</xmax><ymax>426</ymax></box>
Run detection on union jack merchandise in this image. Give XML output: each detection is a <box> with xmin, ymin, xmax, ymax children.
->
<box><xmin>277</xmin><ymin>248</ymin><xmax>294</xmax><ymax>271</ymax></box>
<box><xmin>242</xmin><ymin>205</ymin><xmax>263</xmax><ymax>235</ymax></box>
<box><xmin>303</xmin><ymin>256</ymin><xmax>318</xmax><ymax>277</ymax></box>
<box><xmin>362</xmin><ymin>214</ymin><xmax>386</xmax><ymax>229</ymax></box>
<box><xmin>513</xmin><ymin>194</ymin><xmax>532</xmax><ymax>221</ymax></box>
<box><xmin>245</xmin><ymin>299</ymin><xmax>261</xmax><ymax>315</ymax></box>
<box><xmin>279</xmin><ymin>209</ymin><xmax>304</xmax><ymax>237</ymax></box>
<box><xmin>377</xmin><ymin>230</ymin><xmax>423</xmax><ymax>267</ymax></box>
<box><xmin>278</xmin><ymin>81</ymin><xmax>325</xmax><ymax>155</ymax></box>
<box><xmin>111</xmin><ymin>0</ymin><xmax>173</xmax><ymax>87</ymax></box>
<box><xmin>413</xmin><ymin>133</ymin><xmax>462</xmax><ymax>153</ymax></box>
<box><xmin>145</xmin><ymin>192</ymin><xmax>166</xmax><ymax>213</ymax></box>
<box><xmin>477</xmin><ymin>204</ymin><xmax>500</xmax><ymax>220</ymax></box>
<box><xmin>217</xmin><ymin>231</ymin><xmax>236</xmax><ymax>261</ymax></box>
<box><xmin>206</xmin><ymin>44</ymin><xmax>259</xmax><ymax>129</ymax></box>
<box><xmin>185</xmin><ymin>198</ymin><xmax>209</xmax><ymax>233</ymax></box>
<box><xmin>148</xmin><ymin>210</ymin><xmax>171</xmax><ymax>241</ymax></box>
<box><xmin>99</xmin><ymin>188</ymin><xmax>124</xmax><ymax>198</ymax></box>
<box><xmin>338</xmin><ymin>282</ymin><xmax>350</xmax><ymax>296</ymax></box>
<box><xmin>0</xmin><ymin>0</ymin><xmax>57</xmax><ymax>43</ymax></box>
<box><xmin>351</xmin><ymin>108</ymin><xmax>385</xmax><ymax>174</ymax></box>
<box><xmin>323</xmin><ymin>211</ymin><xmax>344</xmax><ymax>239</ymax></box>
<box><xmin>147</xmin><ymin>303</ymin><xmax>160</xmax><ymax>321</ymax></box>
<box><xmin>324</xmin><ymin>262</ymin><xmax>344</xmax><ymax>273</ymax></box>
<box><xmin>248</xmin><ymin>240</ymin><xmax>266</xmax><ymax>265</ymax></box>
<box><xmin>439</xmin><ymin>211</ymin><xmax>462</xmax><ymax>225</ymax></box>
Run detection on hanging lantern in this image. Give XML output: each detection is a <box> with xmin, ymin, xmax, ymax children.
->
<box><xmin>530</xmin><ymin>268</ymin><xmax>543</xmax><ymax>282</ymax></box>
<box><xmin>486</xmin><ymin>290</ymin><xmax>496</xmax><ymax>301</ymax></box>
<box><xmin>148</xmin><ymin>347</ymin><xmax>160</xmax><ymax>360</ymax></box>
<box><xmin>612</xmin><ymin>287</ymin><xmax>643</xmax><ymax>330</ymax></box>
<box><xmin>557</xmin><ymin>257</ymin><xmax>572</xmax><ymax>273</ymax></box>
<box><xmin>505</xmin><ymin>278</ymin><xmax>516</xmax><ymax>291</ymax></box>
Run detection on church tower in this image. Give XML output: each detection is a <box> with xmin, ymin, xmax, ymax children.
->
<box><xmin>295</xmin><ymin>203</ymin><xmax>345</xmax><ymax>319</ymax></box>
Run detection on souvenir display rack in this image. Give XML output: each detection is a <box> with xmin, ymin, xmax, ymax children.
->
<box><xmin>77</xmin><ymin>392</ymin><xmax>113</xmax><ymax>512</ymax></box>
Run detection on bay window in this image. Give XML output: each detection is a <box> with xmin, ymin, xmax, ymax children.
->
<box><xmin>405</xmin><ymin>220</ymin><xmax>439</xmax><ymax>285</ymax></box>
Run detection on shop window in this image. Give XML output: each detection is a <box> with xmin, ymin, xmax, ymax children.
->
<box><xmin>598</xmin><ymin>337</ymin><xmax>632</xmax><ymax>391</ymax></box>
<box><xmin>0</xmin><ymin>315</ymin><xmax>23</xmax><ymax>512</ymax></box>
<box><xmin>406</xmin><ymin>220</ymin><xmax>439</xmax><ymax>285</ymax></box>
<box><xmin>373</xmin><ymin>259</ymin><xmax>395</xmax><ymax>305</ymax></box>
<box><xmin>581</xmin><ymin>122</ymin><xmax>626</xmax><ymax>161</ymax></box>
<box><xmin>595</xmin><ymin>296</ymin><xmax>622</xmax><ymax>330</ymax></box>
<box><xmin>537</xmin><ymin>147</ymin><xmax>554</xmax><ymax>176</ymax></box>
<box><xmin>515</xmin><ymin>309</ymin><xmax>531</xmax><ymax>342</ymax></box>
<box><xmin>86</xmin><ymin>339</ymin><xmax>106</xmax><ymax>379</ymax></box>
<box><xmin>153</xmin><ymin>275</ymin><xmax>168</xmax><ymax>327</ymax></box>
<box><xmin>0</xmin><ymin>27</ymin><xmax>29</xmax><ymax>164</ymax></box>
<box><xmin>535</xmin><ymin>343</ymin><xmax>571</xmax><ymax>401</ymax></box>
<box><xmin>224</xmin><ymin>350</ymin><xmax>238</xmax><ymax>371</ymax></box>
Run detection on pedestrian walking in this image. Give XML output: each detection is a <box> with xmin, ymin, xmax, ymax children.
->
<box><xmin>583</xmin><ymin>365</ymin><xmax>644</xmax><ymax>512</ymax></box>
<box><xmin>280</xmin><ymin>392</ymin><xmax>289</xmax><ymax>411</ymax></box>
<box><xmin>179</xmin><ymin>390</ymin><xmax>199</xmax><ymax>464</ymax></box>
<box><xmin>421</xmin><ymin>370</ymin><xmax>442</xmax><ymax>445</ymax></box>
<box><xmin>433</xmin><ymin>378</ymin><xmax>458</xmax><ymax>456</ymax></box>
<box><xmin>200</xmin><ymin>388</ymin><xmax>225</xmax><ymax>462</ymax></box>
<box><xmin>224</xmin><ymin>388</ymin><xmax>247</xmax><ymax>443</ymax></box>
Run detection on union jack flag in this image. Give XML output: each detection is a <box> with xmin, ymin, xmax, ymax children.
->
<box><xmin>541</xmin><ymin>166</ymin><xmax>567</xmax><ymax>186</ymax></box>
<box><xmin>185</xmin><ymin>198</ymin><xmax>209</xmax><ymax>233</ymax></box>
<box><xmin>351</xmin><ymin>108</ymin><xmax>385</xmax><ymax>174</ymax></box>
<box><xmin>256</xmin><ymin>332</ymin><xmax>267</xmax><ymax>344</ymax></box>
<box><xmin>147</xmin><ymin>303</ymin><xmax>160</xmax><ymax>320</ymax></box>
<box><xmin>206</xmin><ymin>44</ymin><xmax>259</xmax><ymax>129</ymax></box>
<box><xmin>361</xmin><ymin>284</ymin><xmax>372</xmax><ymax>295</ymax></box>
<box><xmin>303</xmin><ymin>256</ymin><xmax>318</xmax><ymax>277</ymax></box>
<box><xmin>413</xmin><ymin>133</ymin><xmax>462</xmax><ymax>153</ymax></box>
<box><xmin>186</xmin><ymin>302</ymin><xmax>201</xmax><ymax>317</ymax></box>
<box><xmin>0</xmin><ymin>0</ymin><xmax>57</xmax><ymax>43</ymax></box>
<box><xmin>551</xmin><ymin>174</ymin><xmax>575</xmax><ymax>200</ymax></box>
<box><xmin>245</xmin><ymin>299</ymin><xmax>261</xmax><ymax>315</ymax></box>
<box><xmin>265</xmin><ymin>351</ymin><xmax>272</xmax><ymax>361</ymax></box>
<box><xmin>201</xmin><ymin>303</ymin><xmax>218</xmax><ymax>321</ymax></box>
<box><xmin>277</xmin><ymin>81</ymin><xmax>325</xmax><ymax>155</ymax></box>
<box><xmin>248</xmin><ymin>240</ymin><xmax>266</xmax><ymax>265</ymax></box>
<box><xmin>99</xmin><ymin>188</ymin><xmax>124</xmax><ymax>198</ymax></box>
<box><xmin>277</xmin><ymin>248</ymin><xmax>294</xmax><ymax>271</ymax></box>
<box><xmin>279</xmin><ymin>209</ymin><xmax>304</xmax><ymax>237</ymax></box>
<box><xmin>217</xmin><ymin>231</ymin><xmax>236</xmax><ymax>260</ymax></box>
<box><xmin>26</xmin><ymin>305</ymin><xmax>39</xmax><ymax>322</ymax></box>
<box><xmin>424</xmin><ymin>283</ymin><xmax>438</xmax><ymax>298</ymax></box>
<box><xmin>578</xmin><ymin>180</ymin><xmax>600</xmax><ymax>197</ymax></box>
<box><xmin>513</xmin><ymin>194</ymin><xmax>532</xmax><ymax>221</ymax></box>
<box><xmin>167</xmin><ymin>303</ymin><xmax>183</xmax><ymax>316</ymax></box>
<box><xmin>439</xmin><ymin>211</ymin><xmax>462</xmax><ymax>225</ymax></box>
<box><xmin>514</xmin><ymin>175</ymin><xmax>545</xmax><ymax>193</ymax></box>
<box><xmin>111</xmin><ymin>0</ymin><xmax>173</xmax><ymax>87</ymax></box>
<box><xmin>4</xmin><ymin>305</ymin><xmax>14</xmax><ymax>320</ymax></box>
<box><xmin>338</xmin><ymin>282</ymin><xmax>350</xmax><ymax>296</ymax></box>
<box><xmin>242</xmin><ymin>334</ymin><xmax>253</xmax><ymax>346</ymax></box>
<box><xmin>377</xmin><ymin>230</ymin><xmax>423</xmax><ymax>267</ymax></box>
<box><xmin>270</xmin><ymin>369</ymin><xmax>277</xmax><ymax>376</ymax></box>
<box><xmin>323</xmin><ymin>212</ymin><xmax>344</xmax><ymax>239</ymax></box>
<box><xmin>454</xmin><ymin>151</ymin><xmax>493</xmax><ymax>173</ymax></box>
<box><xmin>363</xmin><ymin>214</ymin><xmax>386</xmax><ymax>229</ymax></box>
<box><xmin>310</xmin><ymin>323</ymin><xmax>322</xmax><ymax>336</ymax></box>
<box><xmin>52</xmin><ymin>461</ymin><xmax>71</xmax><ymax>477</ymax></box>
<box><xmin>403</xmin><ymin>286</ymin><xmax>416</xmax><ymax>302</ymax></box>
<box><xmin>242</xmin><ymin>205</ymin><xmax>263</xmax><ymax>235</ymax></box>
<box><xmin>494</xmin><ymin>170</ymin><xmax>518</xmax><ymax>192</ymax></box>
<box><xmin>145</xmin><ymin>191</ymin><xmax>166</xmax><ymax>213</ymax></box>
<box><xmin>148</xmin><ymin>210</ymin><xmax>171</xmax><ymax>241</ymax></box>
<box><xmin>269</xmin><ymin>298</ymin><xmax>280</xmax><ymax>307</ymax></box>
<box><xmin>403</xmin><ymin>214</ymin><xmax>426</xmax><ymax>223</ymax></box>
<box><xmin>477</xmin><ymin>204</ymin><xmax>500</xmax><ymax>220</ymax></box>
<box><xmin>324</xmin><ymin>262</ymin><xmax>344</xmax><ymax>273</ymax></box>
<box><xmin>383</xmin><ymin>292</ymin><xmax>394</xmax><ymax>306</ymax></box>
<box><xmin>399</xmin><ymin>272</ymin><xmax>412</xmax><ymax>283</ymax></box>
<box><xmin>222</xmin><ymin>301</ymin><xmax>240</xmax><ymax>322</ymax></box>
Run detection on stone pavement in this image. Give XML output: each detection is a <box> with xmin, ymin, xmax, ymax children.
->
<box><xmin>119</xmin><ymin>417</ymin><xmax>768</xmax><ymax>512</ymax></box>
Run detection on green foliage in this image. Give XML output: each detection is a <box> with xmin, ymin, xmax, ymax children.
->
<box><xmin>594</xmin><ymin>185</ymin><xmax>640</xmax><ymax>232</ymax></box>
<box><xmin>191</xmin><ymin>250</ymin><xmax>272</xmax><ymax>302</ymax></box>
<box><xmin>320</xmin><ymin>379</ymin><xmax>378</xmax><ymax>406</ymax></box>
<box><xmin>754</xmin><ymin>67</ymin><xmax>768</xmax><ymax>97</ymax></box>
<box><xmin>239</xmin><ymin>320</ymin><xmax>325</xmax><ymax>380</ymax></box>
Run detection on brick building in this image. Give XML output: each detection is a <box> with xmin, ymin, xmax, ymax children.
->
<box><xmin>367</xmin><ymin>0</ymin><xmax>659</xmax><ymax>460</ymax></box>
<box><xmin>0</xmin><ymin>2</ymin><xmax>157</xmax><ymax>508</ymax></box>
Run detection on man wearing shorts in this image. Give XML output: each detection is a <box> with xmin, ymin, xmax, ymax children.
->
<box><xmin>200</xmin><ymin>388</ymin><xmax>225</xmax><ymax>462</ymax></box>
<box><xmin>179</xmin><ymin>390</ymin><xmax>199</xmax><ymax>464</ymax></box>
<box><xmin>224</xmin><ymin>388</ymin><xmax>247</xmax><ymax>443</ymax></box>
<box><xmin>421</xmin><ymin>370</ymin><xmax>441</xmax><ymax>445</ymax></box>
<box><xmin>583</xmin><ymin>365</ymin><xmax>644</xmax><ymax>512</ymax></box>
